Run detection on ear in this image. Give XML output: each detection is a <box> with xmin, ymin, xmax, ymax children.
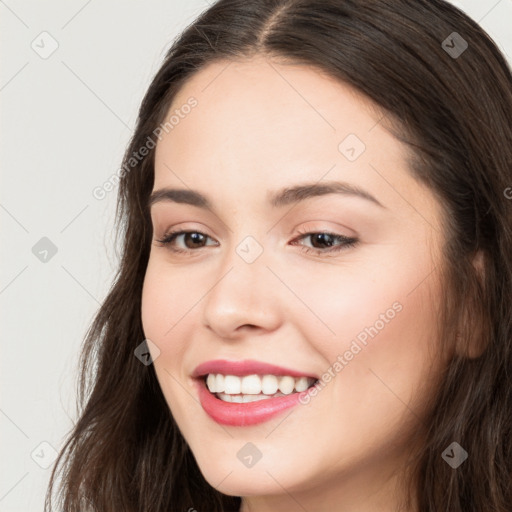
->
<box><xmin>456</xmin><ymin>249</ymin><xmax>488</xmax><ymax>359</ymax></box>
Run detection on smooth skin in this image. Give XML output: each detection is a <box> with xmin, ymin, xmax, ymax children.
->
<box><xmin>141</xmin><ymin>55</ymin><xmax>450</xmax><ymax>512</ymax></box>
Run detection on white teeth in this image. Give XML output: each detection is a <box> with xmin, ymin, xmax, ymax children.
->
<box><xmin>278</xmin><ymin>376</ymin><xmax>295</xmax><ymax>395</ymax></box>
<box><xmin>217</xmin><ymin>392</ymin><xmax>232</xmax><ymax>403</ymax></box>
<box><xmin>261</xmin><ymin>375</ymin><xmax>278</xmax><ymax>394</ymax></box>
<box><xmin>294</xmin><ymin>376</ymin><xmax>310</xmax><ymax>392</ymax></box>
<box><xmin>216</xmin><ymin>392</ymin><xmax>285</xmax><ymax>403</ymax></box>
<box><xmin>242</xmin><ymin>394</ymin><xmax>270</xmax><ymax>403</ymax></box>
<box><xmin>224</xmin><ymin>375</ymin><xmax>241</xmax><ymax>394</ymax></box>
<box><xmin>241</xmin><ymin>374</ymin><xmax>262</xmax><ymax>394</ymax></box>
<box><xmin>215</xmin><ymin>374</ymin><xmax>224</xmax><ymax>393</ymax></box>
<box><xmin>206</xmin><ymin>373</ymin><xmax>217</xmax><ymax>393</ymax></box>
<box><xmin>205</xmin><ymin>373</ymin><xmax>316</xmax><ymax>396</ymax></box>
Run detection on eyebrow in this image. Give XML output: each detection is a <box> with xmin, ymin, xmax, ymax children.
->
<box><xmin>148</xmin><ymin>180</ymin><xmax>386</xmax><ymax>210</ymax></box>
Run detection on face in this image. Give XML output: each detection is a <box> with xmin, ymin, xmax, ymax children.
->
<box><xmin>141</xmin><ymin>55</ymin><xmax>447</xmax><ymax>510</ymax></box>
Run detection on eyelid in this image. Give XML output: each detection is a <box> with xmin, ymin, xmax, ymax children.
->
<box><xmin>293</xmin><ymin>221</ymin><xmax>357</xmax><ymax>239</ymax></box>
<box><xmin>155</xmin><ymin>225</ymin><xmax>359</xmax><ymax>257</ymax></box>
<box><xmin>155</xmin><ymin>222</ymin><xmax>355</xmax><ymax>243</ymax></box>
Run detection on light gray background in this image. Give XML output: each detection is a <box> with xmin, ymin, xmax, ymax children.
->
<box><xmin>1</xmin><ymin>1</ymin><xmax>511</xmax><ymax>510</ymax></box>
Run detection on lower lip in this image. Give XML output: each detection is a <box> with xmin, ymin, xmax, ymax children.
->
<box><xmin>195</xmin><ymin>378</ymin><xmax>309</xmax><ymax>426</ymax></box>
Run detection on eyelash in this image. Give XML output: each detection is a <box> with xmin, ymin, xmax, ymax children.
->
<box><xmin>155</xmin><ymin>227</ymin><xmax>358</xmax><ymax>256</ymax></box>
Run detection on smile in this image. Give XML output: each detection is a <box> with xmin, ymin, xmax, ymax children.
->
<box><xmin>206</xmin><ymin>373</ymin><xmax>316</xmax><ymax>401</ymax></box>
<box><xmin>192</xmin><ymin>359</ymin><xmax>319</xmax><ymax>426</ymax></box>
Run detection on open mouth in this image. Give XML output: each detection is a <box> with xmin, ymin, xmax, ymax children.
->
<box><xmin>203</xmin><ymin>373</ymin><xmax>319</xmax><ymax>403</ymax></box>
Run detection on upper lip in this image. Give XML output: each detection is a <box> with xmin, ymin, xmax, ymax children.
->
<box><xmin>192</xmin><ymin>359</ymin><xmax>319</xmax><ymax>379</ymax></box>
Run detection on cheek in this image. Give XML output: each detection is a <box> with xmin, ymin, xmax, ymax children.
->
<box><xmin>140</xmin><ymin>261</ymin><xmax>199</xmax><ymax>419</ymax></box>
<box><xmin>141</xmin><ymin>258</ymin><xmax>192</xmax><ymax>343</ymax></box>
<box><xmin>292</xmin><ymin>247</ymin><xmax>442</xmax><ymax>420</ymax></box>
<box><xmin>288</xmin><ymin>253</ymin><xmax>439</xmax><ymax>358</ymax></box>
<box><xmin>288</xmin><ymin>262</ymin><xmax>441</xmax><ymax>471</ymax></box>
<box><xmin>140</xmin><ymin>259</ymin><xmax>188</xmax><ymax>381</ymax></box>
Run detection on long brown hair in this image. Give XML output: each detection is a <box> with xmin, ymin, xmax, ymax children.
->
<box><xmin>45</xmin><ymin>1</ymin><xmax>512</xmax><ymax>510</ymax></box>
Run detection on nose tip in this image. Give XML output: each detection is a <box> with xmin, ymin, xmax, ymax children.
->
<box><xmin>207</xmin><ymin>321</ymin><xmax>260</xmax><ymax>339</ymax></box>
<box><xmin>201</xmin><ymin>262</ymin><xmax>281</xmax><ymax>340</ymax></box>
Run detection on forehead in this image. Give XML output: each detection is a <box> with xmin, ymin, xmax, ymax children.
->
<box><xmin>155</xmin><ymin>57</ymin><xmax>401</xmax><ymax>178</ymax></box>
<box><xmin>168</xmin><ymin>55</ymin><xmax>382</xmax><ymax>138</ymax></box>
<box><xmin>151</xmin><ymin>55</ymin><xmax>443</xmax><ymax>236</ymax></box>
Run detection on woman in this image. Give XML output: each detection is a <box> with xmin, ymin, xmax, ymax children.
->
<box><xmin>45</xmin><ymin>0</ymin><xmax>512</xmax><ymax>510</ymax></box>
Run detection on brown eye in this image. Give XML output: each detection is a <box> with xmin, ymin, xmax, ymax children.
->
<box><xmin>155</xmin><ymin>230</ymin><xmax>218</xmax><ymax>253</ymax></box>
<box><xmin>291</xmin><ymin>231</ymin><xmax>358</xmax><ymax>256</ymax></box>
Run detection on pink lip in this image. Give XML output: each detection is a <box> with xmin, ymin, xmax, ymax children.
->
<box><xmin>192</xmin><ymin>359</ymin><xmax>317</xmax><ymax>426</ymax></box>
<box><xmin>192</xmin><ymin>359</ymin><xmax>318</xmax><ymax>379</ymax></box>
<box><xmin>195</xmin><ymin>378</ymin><xmax>311</xmax><ymax>426</ymax></box>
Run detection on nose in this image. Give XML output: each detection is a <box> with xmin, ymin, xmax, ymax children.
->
<box><xmin>201</xmin><ymin>244</ymin><xmax>282</xmax><ymax>339</ymax></box>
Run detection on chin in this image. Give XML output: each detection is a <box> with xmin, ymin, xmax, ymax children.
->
<box><xmin>192</xmin><ymin>446</ymin><xmax>315</xmax><ymax>497</ymax></box>
<box><xmin>201</xmin><ymin>467</ymin><xmax>291</xmax><ymax>497</ymax></box>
